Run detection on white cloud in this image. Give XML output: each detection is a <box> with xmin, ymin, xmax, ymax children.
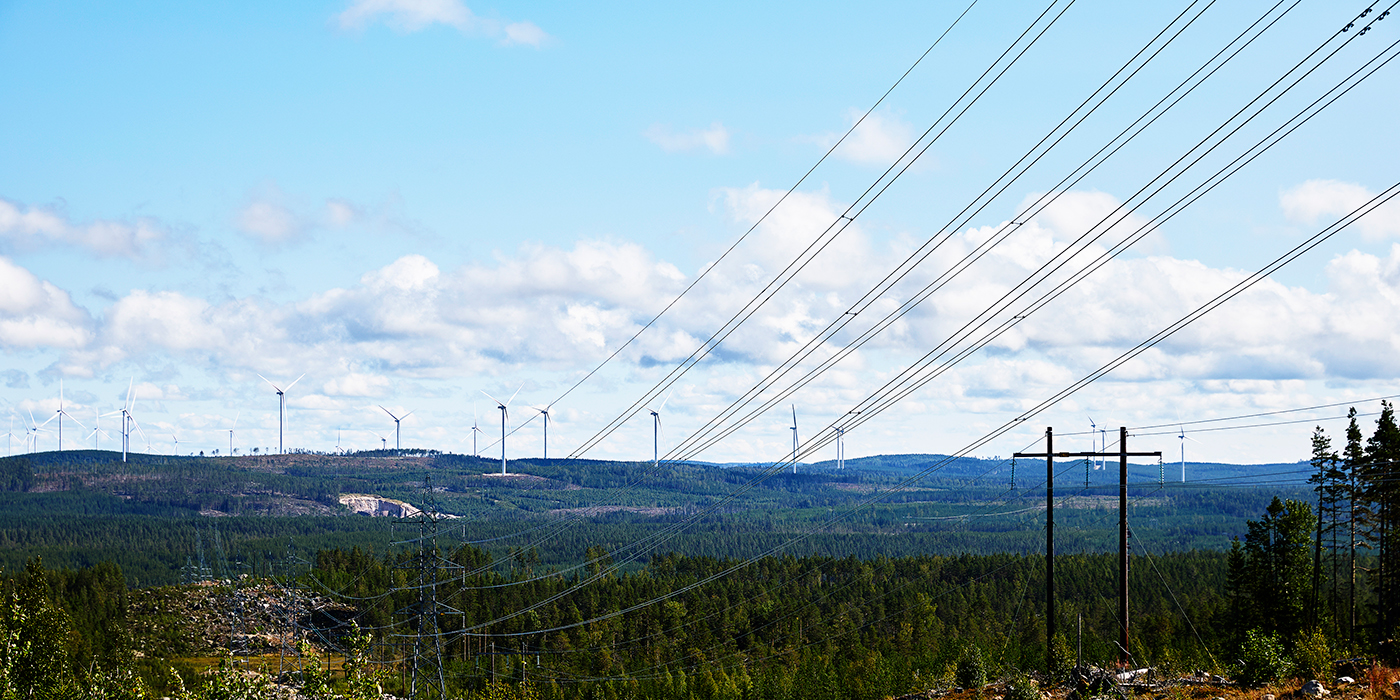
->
<box><xmin>0</xmin><ymin>257</ymin><xmax>93</xmax><ymax>349</ymax></box>
<box><xmin>323</xmin><ymin>373</ymin><xmax>392</xmax><ymax>397</ymax></box>
<box><xmin>0</xmin><ymin>198</ymin><xmax>165</xmax><ymax>259</ymax></box>
<box><xmin>1280</xmin><ymin>179</ymin><xmax>1400</xmax><ymax>241</ymax></box>
<box><xmin>336</xmin><ymin>0</ymin><xmax>548</xmax><ymax>46</ymax></box>
<box><xmin>811</xmin><ymin>110</ymin><xmax>915</xmax><ymax>166</ymax></box>
<box><xmin>645</xmin><ymin>123</ymin><xmax>731</xmax><ymax>155</ymax></box>
<box><xmin>16</xmin><ymin>185</ymin><xmax>1400</xmax><ymax>463</ymax></box>
<box><xmin>236</xmin><ymin>200</ymin><xmax>305</xmax><ymax>242</ymax></box>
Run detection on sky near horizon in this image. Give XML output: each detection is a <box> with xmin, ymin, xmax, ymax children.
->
<box><xmin>2</xmin><ymin>0</ymin><xmax>1399</xmax><ymax>466</ymax></box>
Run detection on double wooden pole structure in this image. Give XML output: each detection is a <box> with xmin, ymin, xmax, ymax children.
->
<box><xmin>1015</xmin><ymin>426</ymin><xmax>1160</xmax><ymax>671</ymax></box>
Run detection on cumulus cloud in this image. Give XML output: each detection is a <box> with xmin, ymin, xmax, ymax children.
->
<box><xmin>645</xmin><ymin>123</ymin><xmax>731</xmax><ymax>155</ymax></box>
<box><xmin>0</xmin><ymin>198</ymin><xmax>165</xmax><ymax>259</ymax></box>
<box><xmin>810</xmin><ymin>110</ymin><xmax>916</xmax><ymax>166</ymax></box>
<box><xmin>0</xmin><ymin>257</ymin><xmax>93</xmax><ymax>349</ymax></box>
<box><xmin>1280</xmin><ymin>179</ymin><xmax>1400</xmax><ymax>240</ymax></box>
<box><xmin>336</xmin><ymin>0</ymin><xmax>548</xmax><ymax>46</ymax></box>
<box><xmin>18</xmin><ymin>186</ymin><xmax>1400</xmax><ymax>464</ymax></box>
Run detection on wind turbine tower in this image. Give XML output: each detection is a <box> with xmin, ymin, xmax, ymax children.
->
<box><xmin>646</xmin><ymin>391</ymin><xmax>673</xmax><ymax>470</ymax></box>
<box><xmin>49</xmin><ymin>380</ymin><xmax>86</xmax><ymax>452</ymax></box>
<box><xmin>531</xmin><ymin>405</ymin><xmax>552</xmax><ymax>459</ymax></box>
<box><xmin>228</xmin><ymin>411</ymin><xmax>240</xmax><ymax>456</ymax></box>
<box><xmin>789</xmin><ymin>405</ymin><xmax>799</xmax><ymax>474</ymax></box>
<box><xmin>1178</xmin><ymin>426</ymin><xmax>1199</xmax><ymax>483</ymax></box>
<box><xmin>834</xmin><ymin>426</ymin><xmax>845</xmax><ymax>470</ymax></box>
<box><xmin>379</xmin><ymin>406</ymin><xmax>414</xmax><ymax>453</ymax></box>
<box><xmin>481</xmin><ymin>386</ymin><xmax>521</xmax><ymax>475</ymax></box>
<box><xmin>258</xmin><ymin>373</ymin><xmax>304</xmax><ymax>454</ymax></box>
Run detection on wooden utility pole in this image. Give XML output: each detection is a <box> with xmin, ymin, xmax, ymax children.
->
<box><xmin>1116</xmin><ymin>426</ymin><xmax>1160</xmax><ymax>668</ymax></box>
<box><xmin>1017</xmin><ymin>426</ymin><xmax>1159</xmax><ymax>673</ymax></box>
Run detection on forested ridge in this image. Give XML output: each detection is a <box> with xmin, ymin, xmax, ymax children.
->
<box><xmin>1</xmin><ymin>403</ymin><xmax>1399</xmax><ymax>698</ymax></box>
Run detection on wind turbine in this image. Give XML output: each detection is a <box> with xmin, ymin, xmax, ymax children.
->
<box><xmin>833</xmin><ymin>426</ymin><xmax>845</xmax><ymax>470</ymax></box>
<box><xmin>4</xmin><ymin>416</ymin><xmax>16</xmax><ymax>456</ymax></box>
<box><xmin>171</xmin><ymin>431</ymin><xmax>181</xmax><ymax>455</ymax></box>
<box><xmin>379</xmin><ymin>406</ymin><xmax>414</xmax><ymax>453</ymax></box>
<box><xmin>257</xmin><ymin>373</ymin><xmax>304</xmax><ymax>454</ymax></box>
<box><xmin>370</xmin><ymin>431</ymin><xmax>388</xmax><ymax>451</ymax></box>
<box><xmin>1177</xmin><ymin>426</ymin><xmax>1201</xmax><ymax>483</ymax></box>
<box><xmin>227</xmin><ymin>411</ymin><xmax>241</xmax><ymax>456</ymax></box>
<box><xmin>24</xmin><ymin>410</ymin><xmax>44</xmax><ymax>453</ymax></box>
<box><xmin>789</xmin><ymin>405</ymin><xmax>799</xmax><ymax>474</ymax></box>
<box><xmin>471</xmin><ymin>405</ymin><xmax>483</xmax><ymax>457</ymax></box>
<box><xmin>118</xmin><ymin>379</ymin><xmax>138</xmax><ymax>462</ymax></box>
<box><xmin>87</xmin><ymin>407</ymin><xmax>115</xmax><ymax>451</ymax></box>
<box><xmin>50</xmin><ymin>380</ymin><xmax>87</xmax><ymax>451</ymax></box>
<box><xmin>646</xmin><ymin>390</ymin><xmax>674</xmax><ymax>469</ymax></box>
<box><xmin>530</xmin><ymin>404</ymin><xmax>553</xmax><ymax>459</ymax></box>
<box><xmin>481</xmin><ymin>386</ymin><xmax>522</xmax><ymax>475</ymax></box>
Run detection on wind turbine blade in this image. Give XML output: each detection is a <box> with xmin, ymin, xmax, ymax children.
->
<box><xmin>379</xmin><ymin>405</ymin><xmax>399</xmax><ymax>421</ymax></box>
<box><xmin>284</xmin><ymin>373</ymin><xmax>305</xmax><ymax>392</ymax></box>
<box><xmin>124</xmin><ymin>377</ymin><xmax>135</xmax><ymax>410</ymax></box>
<box><xmin>505</xmin><ymin>383</ymin><xmax>524</xmax><ymax>408</ymax></box>
<box><xmin>400</xmin><ymin>410</ymin><xmax>414</xmax><ymax>421</ymax></box>
<box><xmin>38</xmin><ymin>413</ymin><xmax>57</xmax><ymax>428</ymax></box>
<box><xmin>658</xmin><ymin>389</ymin><xmax>675</xmax><ymax>411</ymax></box>
<box><xmin>257</xmin><ymin>374</ymin><xmax>283</xmax><ymax>393</ymax></box>
<box><xmin>66</xmin><ymin>414</ymin><xmax>87</xmax><ymax>431</ymax></box>
<box><xmin>479</xmin><ymin>390</ymin><xmax>504</xmax><ymax>407</ymax></box>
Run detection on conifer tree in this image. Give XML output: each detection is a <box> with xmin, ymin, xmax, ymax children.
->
<box><xmin>1361</xmin><ymin>400</ymin><xmax>1400</xmax><ymax>642</ymax></box>
<box><xmin>1343</xmin><ymin>407</ymin><xmax>1365</xmax><ymax>643</ymax></box>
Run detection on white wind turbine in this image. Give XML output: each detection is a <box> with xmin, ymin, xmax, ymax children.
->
<box><xmin>257</xmin><ymin>373</ymin><xmax>304</xmax><ymax>454</ymax></box>
<box><xmin>471</xmin><ymin>405</ymin><xmax>483</xmax><ymax>457</ymax></box>
<box><xmin>1178</xmin><ymin>425</ymin><xmax>1202</xmax><ymax>483</ymax></box>
<box><xmin>379</xmin><ymin>406</ymin><xmax>414</xmax><ymax>453</ymax></box>
<box><xmin>530</xmin><ymin>404</ymin><xmax>554</xmax><ymax>460</ymax></box>
<box><xmin>481</xmin><ymin>386</ymin><xmax>522</xmax><ymax>475</ymax></box>
<box><xmin>646</xmin><ymin>390</ymin><xmax>673</xmax><ymax>469</ymax></box>
<box><xmin>118</xmin><ymin>379</ymin><xmax>141</xmax><ymax>462</ymax></box>
<box><xmin>86</xmin><ymin>406</ymin><xmax>115</xmax><ymax>451</ymax></box>
<box><xmin>370</xmin><ymin>431</ymin><xmax>388</xmax><ymax>451</ymax></box>
<box><xmin>227</xmin><ymin>411</ymin><xmax>241</xmax><ymax>456</ymax></box>
<box><xmin>24</xmin><ymin>410</ymin><xmax>44</xmax><ymax>453</ymax></box>
<box><xmin>833</xmin><ymin>426</ymin><xmax>846</xmax><ymax>470</ymax></box>
<box><xmin>789</xmin><ymin>405</ymin><xmax>799</xmax><ymax>474</ymax></box>
<box><xmin>45</xmin><ymin>380</ymin><xmax>86</xmax><ymax>452</ymax></box>
<box><xmin>171</xmin><ymin>431</ymin><xmax>181</xmax><ymax>455</ymax></box>
<box><xmin>3</xmin><ymin>416</ymin><xmax>16</xmax><ymax>456</ymax></box>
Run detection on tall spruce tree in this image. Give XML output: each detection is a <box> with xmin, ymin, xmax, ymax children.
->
<box><xmin>1362</xmin><ymin>400</ymin><xmax>1400</xmax><ymax>643</ymax></box>
<box><xmin>1241</xmin><ymin>497</ymin><xmax>1316</xmax><ymax>642</ymax></box>
<box><xmin>1307</xmin><ymin>427</ymin><xmax>1346</xmax><ymax>632</ymax></box>
<box><xmin>1343</xmin><ymin>407</ymin><xmax>1365</xmax><ymax>644</ymax></box>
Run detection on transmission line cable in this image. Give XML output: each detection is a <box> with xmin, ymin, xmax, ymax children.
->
<box><xmin>568</xmin><ymin>0</ymin><xmax>1079</xmax><ymax>459</ymax></box>
<box><xmin>537</xmin><ymin>0</ymin><xmax>982</xmax><ymax>413</ymax></box>
<box><xmin>673</xmin><ymin>1</ymin><xmax>1397</xmax><ymax>464</ymax></box>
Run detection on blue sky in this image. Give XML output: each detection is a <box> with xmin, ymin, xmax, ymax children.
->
<box><xmin>3</xmin><ymin>0</ymin><xmax>1399</xmax><ymax>464</ymax></box>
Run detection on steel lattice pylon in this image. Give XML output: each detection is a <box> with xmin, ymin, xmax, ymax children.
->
<box><xmin>394</xmin><ymin>476</ymin><xmax>463</xmax><ymax>699</ymax></box>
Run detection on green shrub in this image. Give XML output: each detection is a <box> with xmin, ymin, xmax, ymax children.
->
<box><xmin>1236</xmin><ymin>629</ymin><xmax>1291</xmax><ymax>688</ymax></box>
<box><xmin>1005</xmin><ymin>672</ymin><xmax>1041</xmax><ymax>700</ymax></box>
<box><xmin>1292</xmin><ymin>628</ymin><xmax>1332</xmax><ymax>681</ymax></box>
<box><xmin>1049</xmin><ymin>632</ymin><xmax>1074</xmax><ymax>680</ymax></box>
<box><xmin>955</xmin><ymin>644</ymin><xmax>988</xmax><ymax>689</ymax></box>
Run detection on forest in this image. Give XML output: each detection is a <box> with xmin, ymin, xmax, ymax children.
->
<box><xmin>0</xmin><ymin>402</ymin><xmax>1396</xmax><ymax>698</ymax></box>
